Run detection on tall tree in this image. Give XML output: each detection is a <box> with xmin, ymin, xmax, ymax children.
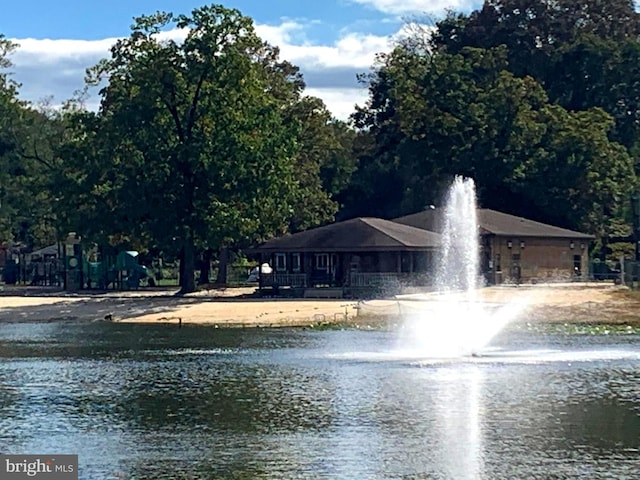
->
<box><xmin>0</xmin><ymin>35</ymin><xmax>21</xmax><ymax>242</ymax></box>
<box><xmin>432</xmin><ymin>0</ymin><xmax>640</xmax><ymax>156</ymax></box>
<box><xmin>432</xmin><ymin>0</ymin><xmax>640</xmax><ymax>72</ymax></box>
<box><xmin>67</xmin><ymin>5</ymin><xmax>334</xmax><ymax>293</ymax></box>
<box><xmin>350</xmin><ymin>46</ymin><xmax>547</xmax><ymax>217</ymax></box>
<box><xmin>348</xmin><ymin>42</ymin><xmax>636</xmax><ymax>237</ymax></box>
<box><xmin>0</xmin><ymin>36</ymin><xmax>63</xmax><ymax>249</ymax></box>
<box><xmin>547</xmin><ymin>36</ymin><xmax>640</xmax><ymax>156</ymax></box>
<box><xmin>508</xmin><ymin>106</ymin><xmax>635</xmax><ymax>237</ymax></box>
<box><xmin>284</xmin><ymin>95</ymin><xmax>356</xmax><ymax>231</ymax></box>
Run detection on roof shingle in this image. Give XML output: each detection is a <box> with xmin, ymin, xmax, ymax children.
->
<box><xmin>252</xmin><ymin>217</ymin><xmax>441</xmax><ymax>253</ymax></box>
<box><xmin>394</xmin><ymin>208</ymin><xmax>594</xmax><ymax>239</ymax></box>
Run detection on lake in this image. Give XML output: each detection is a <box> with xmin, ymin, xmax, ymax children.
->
<box><xmin>0</xmin><ymin>322</ymin><xmax>639</xmax><ymax>479</ymax></box>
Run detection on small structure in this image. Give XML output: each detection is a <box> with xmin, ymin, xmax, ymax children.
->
<box><xmin>2</xmin><ymin>242</ymin><xmax>62</xmax><ymax>286</ymax></box>
<box><xmin>0</xmin><ymin>242</ymin><xmax>24</xmax><ymax>285</ymax></box>
<box><xmin>28</xmin><ymin>244</ymin><xmax>62</xmax><ymax>286</ymax></box>
<box><xmin>395</xmin><ymin>208</ymin><xmax>594</xmax><ymax>284</ymax></box>
<box><xmin>114</xmin><ymin>251</ymin><xmax>148</xmax><ymax>289</ymax></box>
<box><xmin>250</xmin><ymin>217</ymin><xmax>441</xmax><ymax>297</ymax></box>
<box><xmin>83</xmin><ymin>249</ymin><xmax>149</xmax><ymax>290</ymax></box>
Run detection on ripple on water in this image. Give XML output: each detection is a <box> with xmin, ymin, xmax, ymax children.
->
<box><xmin>0</xmin><ymin>326</ymin><xmax>639</xmax><ymax>480</ymax></box>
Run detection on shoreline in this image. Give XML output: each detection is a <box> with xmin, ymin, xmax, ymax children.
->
<box><xmin>1</xmin><ymin>283</ymin><xmax>640</xmax><ymax>327</ymax></box>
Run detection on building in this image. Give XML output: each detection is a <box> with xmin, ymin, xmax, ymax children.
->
<box><xmin>394</xmin><ymin>208</ymin><xmax>594</xmax><ymax>284</ymax></box>
<box><xmin>250</xmin><ymin>217</ymin><xmax>441</xmax><ymax>296</ymax></box>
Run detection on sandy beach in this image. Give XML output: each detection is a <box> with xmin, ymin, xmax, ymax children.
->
<box><xmin>1</xmin><ymin>282</ymin><xmax>640</xmax><ymax>327</ymax></box>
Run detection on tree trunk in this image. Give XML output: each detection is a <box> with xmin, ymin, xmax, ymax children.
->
<box><xmin>179</xmin><ymin>230</ymin><xmax>196</xmax><ymax>294</ymax></box>
<box><xmin>198</xmin><ymin>249</ymin><xmax>213</xmax><ymax>285</ymax></box>
<box><xmin>215</xmin><ymin>246</ymin><xmax>229</xmax><ymax>286</ymax></box>
<box><xmin>178</xmin><ymin>247</ymin><xmax>185</xmax><ymax>286</ymax></box>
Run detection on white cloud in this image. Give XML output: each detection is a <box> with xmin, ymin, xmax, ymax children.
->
<box><xmin>8</xmin><ymin>21</ymin><xmax>396</xmax><ymax>121</ymax></box>
<box><xmin>253</xmin><ymin>21</ymin><xmax>393</xmax><ymax>118</ymax></box>
<box><xmin>305</xmin><ymin>87</ymin><xmax>371</xmax><ymax>120</ymax></box>
<box><xmin>13</xmin><ymin>37</ymin><xmax>116</xmax><ymax>65</ymax></box>
<box><xmin>255</xmin><ymin>21</ymin><xmax>306</xmax><ymax>47</ymax></box>
<box><xmin>9</xmin><ymin>38</ymin><xmax>111</xmax><ymax>108</ymax></box>
<box><xmin>257</xmin><ymin>22</ymin><xmax>391</xmax><ymax>69</ymax></box>
<box><xmin>349</xmin><ymin>0</ymin><xmax>476</xmax><ymax>15</ymax></box>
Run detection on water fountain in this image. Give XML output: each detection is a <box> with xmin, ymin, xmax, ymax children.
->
<box><xmin>398</xmin><ymin>176</ymin><xmax>525</xmax><ymax>357</ymax></box>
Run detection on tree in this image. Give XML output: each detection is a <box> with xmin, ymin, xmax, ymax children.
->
<box><xmin>547</xmin><ymin>36</ymin><xmax>640</xmax><ymax>156</ymax></box>
<box><xmin>431</xmin><ymin>0</ymin><xmax>640</xmax><ymax>156</ymax></box>
<box><xmin>508</xmin><ymin>106</ymin><xmax>636</xmax><ymax>237</ymax></box>
<box><xmin>67</xmin><ymin>5</ymin><xmax>334</xmax><ymax>293</ymax></box>
<box><xmin>0</xmin><ymin>36</ymin><xmax>64</xmax><ymax>249</ymax></box>
<box><xmin>350</xmin><ymin>45</ymin><xmax>548</xmax><ymax>217</ymax></box>
<box><xmin>283</xmin><ymin>95</ymin><xmax>356</xmax><ymax>230</ymax></box>
<box><xmin>347</xmin><ymin>41</ymin><xmax>637</xmax><ymax>237</ymax></box>
<box><xmin>0</xmin><ymin>35</ymin><xmax>21</xmax><ymax>242</ymax></box>
<box><xmin>432</xmin><ymin>0</ymin><xmax>640</xmax><ymax>73</ymax></box>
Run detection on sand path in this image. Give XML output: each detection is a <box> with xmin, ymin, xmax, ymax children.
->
<box><xmin>0</xmin><ymin>283</ymin><xmax>638</xmax><ymax>326</ymax></box>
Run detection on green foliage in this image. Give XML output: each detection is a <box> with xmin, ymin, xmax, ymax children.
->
<box><xmin>346</xmin><ymin>1</ymin><xmax>640</xmax><ymax>244</ymax></box>
<box><xmin>0</xmin><ymin>35</ymin><xmax>20</xmax><ymax>241</ymax></box>
<box><xmin>520</xmin><ymin>322</ymin><xmax>640</xmax><ymax>335</ymax></box>
<box><xmin>3</xmin><ymin>0</ymin><xmax>640</xmax><ymax>274</ymax></box>
<box><xmin>351</xmin><ymin>46</ymin><xmax>547</xmax><ymax>216</ymax></box>
<box><xmin>0</xmin><ymin>38</ymin><xmax>64</xmax><ymax>248</ymax></box>
<box><xmin>57</xmin><ymin>5</ymin><xmax>341</xmax><ymax>292</ymax></box>
<box><xmin>284</xmin><ymin>96</ymin><xmax>356</xmax><ymax>231</ymax></box>
<box><xmin>506</xmin><ymin>106</ymin><xmax>635</xmax><ymax>236</ymax></box>
<box><xmin>432</xmin><ymin>0</ymin><xmax>640</xmax><ymax>156</ymax></box>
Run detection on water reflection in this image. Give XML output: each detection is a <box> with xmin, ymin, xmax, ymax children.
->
<box><xmin>431</xmin><ymin>367</ymin><xmax>484</xmax><ymax>479</ymax></box>
<box><xmin>0</xmin><ymin>324</ymin><xmax>638</xmax><ymax>479</ymax></box>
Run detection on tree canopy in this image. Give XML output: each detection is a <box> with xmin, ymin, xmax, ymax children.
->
<box><xmin>431</xmin><ymin>0</ymin><xmax>640</xmax><ymax>156</ymax></box>
<box><xmin>0</xmin><ymin>36</ymin><xmax>64</xmax><ymax>249</ymax></box>
<box><xmin>57</xmin><ymin>5</ymin><xmax>344</xmax><ymax>292</ymax></box>
<box><xmin>347</xmin><ymin>42</ymin><xmax>636</xmax><ymax>236</ymax></box>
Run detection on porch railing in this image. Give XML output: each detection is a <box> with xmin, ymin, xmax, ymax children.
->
<box><xmin>349</xmin><ymin>272</ymin><xmax>432</xmax><ymax>288</ymax></box>
<box><xmin>261</xmin><ymin>272</ymin><xmax>308</xmax><ymax>288</ymax></box>
<box><xmin>259</xmin><ymin>272</ymin><xmax>433</xmax><ymax>289</ymax></box>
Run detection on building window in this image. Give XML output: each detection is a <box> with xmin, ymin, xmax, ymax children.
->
<box><xmin>292</xmin><ymin>253</ymin><xmax>301</xmax><ymax>272</ymax></box>
<box><xmin>495</xmin><ymin>254</ymin><xmax>501</xmax><ymax>272</ymax></box>
<box><xmin>315</xmin><ymin>253</ymin><xmax>329</xmax><ymax>271</ymax></box>
<box><xmin>274</xmin><ymin>253</ymin><xmax>287</xmax><ymax>272</ymax></box>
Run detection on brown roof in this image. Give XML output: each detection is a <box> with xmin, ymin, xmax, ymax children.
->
<box><xmin>394</xmin><ymin>208</ymin><xmax>594</xmax><ymax>239</ymax></box>
<box><xmin>252</xmin><ymin>217</ymin><xmax>441</xmax><ymax>253</ymax></box>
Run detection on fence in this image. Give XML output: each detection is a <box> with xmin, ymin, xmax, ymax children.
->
<box><xmin>2</xmin><ymin>254</ymin><xmax>632</xmax><ymax>291</ymax></box>
<box><xmin>0</xmin><ymin>254</ymin><xmax>63</xmax><ymax>287</ymax></box>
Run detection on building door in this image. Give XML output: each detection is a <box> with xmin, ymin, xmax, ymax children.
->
<box><xmin>573</xmin><ymin>255</ymin><xmax>582</xmax><ymax>278</ymax></box>
<box><xmin>511</xmin><ymin>253</ymin><xmax>521</xmax><ymax>284</ymax></box>
<box><xmin>482</xmin><ymin>236</ymin><xmax>493</xmax><ymax>283</ymax></box>
<box><xmin>312</xmin><ymin>253</ymin><xmax>330</xmax><ymax>286</ymax></box>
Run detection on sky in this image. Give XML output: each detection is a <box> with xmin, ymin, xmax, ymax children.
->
<box><xmin>1</xmin><ymin>0</ymin><xmax>482</xmax><ymax>120</ymax></box>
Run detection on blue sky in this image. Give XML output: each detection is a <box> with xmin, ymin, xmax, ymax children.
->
<box><xmin>1</xmin><ymin>0</ymin><xmax>480</xmax><ymax>119</ymax></box>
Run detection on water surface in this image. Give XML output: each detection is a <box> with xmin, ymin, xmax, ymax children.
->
<box><xmin>0</xmin><ymin>322</ymin><xmax>638</xmax><ymax>479</ymax></box>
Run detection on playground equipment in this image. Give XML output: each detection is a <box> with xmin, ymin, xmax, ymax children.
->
<box><xmin>115</xmin><ymin>251</ymin><xmax>149</xmax><ymax>289</ymax></box>
<box><xmin>84</xmin><ymin>250</ymin><xmax>148</xmax><ymax>290</ymax></box>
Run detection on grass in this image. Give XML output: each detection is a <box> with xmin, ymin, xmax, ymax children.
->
<box><xmin>518</xmin><ymin>322</ymin><xmax>640</xmax><ymax>335</ymax></box>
